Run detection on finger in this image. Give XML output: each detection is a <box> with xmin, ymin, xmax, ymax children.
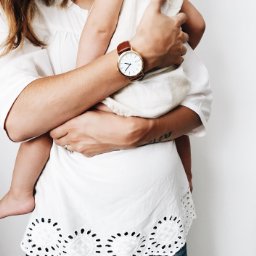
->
<box><xmin>174</xmin><ymin>56</ymin><xmax>184</xmax><ymax>67</ymax></box>
<box><xmin>149</xmin><ymin>0</ymin><xmax>166</xmax><ymax>13</ymax></box>
<box><xmin>174</xmin><ymin>12</ymin><xmax>187</xmax><ymax>27</ymax></box>
<box><xmin>181</xmin><ymin>31</ymin><xmax>189</xmax><ymax>43</ymax></box>
<box><xmin>50</xmin><ymin>125</ymin><xmax>68</xmax><ymax>140</ymax></box>
<box><xmin>179</xmin><ymin>56</ymin><xmax>184</xmax><ymax>65</ymax></box>
<box><xmin>181</xmin><ymin>45</ymin><xmax>187</xmax><ymax>56</ymax></box>
<box><xmin>66</xmin><ymin>144</ymin><xmax>74</xmax><ymax>153</ymax></box>
<box><xmin>53</xmin><ymin>134</ymin><xmax>69</xmax><ymax>146</ymax></box>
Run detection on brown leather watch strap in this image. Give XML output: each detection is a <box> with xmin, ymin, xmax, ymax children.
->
<box><xmin>130</xmin><ymin>73</ymin><xmax>145</xmax><ymax>81</ymax></box>
<box><xmin>117</xmin><ymin>41</ymin><xmax>131</xmax><ymax>55</ymax></box>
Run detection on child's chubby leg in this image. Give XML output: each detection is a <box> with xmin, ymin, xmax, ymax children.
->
<box><xmin>175</xmin><ymin>135</ymin><xmax>193</xmax><ymax>192</ymax></box>
<box><xmin>0</xmin><ymin>134</ymin><xmax>52</xmax><ymax>219</ymax></box>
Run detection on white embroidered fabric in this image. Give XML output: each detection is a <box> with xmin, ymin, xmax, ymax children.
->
<box><xmin>21</xmin><ymin>191</ymin><xmax>195</xmax><ymax>256</ymax></box>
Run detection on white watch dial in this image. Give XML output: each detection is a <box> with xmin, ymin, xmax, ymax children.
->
<box><xmin>118</xmin><ymin>51</ymin><xmax>143</xmax><ymax>77</ymax></box>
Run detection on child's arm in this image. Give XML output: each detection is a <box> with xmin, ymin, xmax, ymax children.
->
<box><xmin>181</xmin><ymin>0</ymin><xmax>206</xmax><ymax>49</ymax></box>
<box><xmin>175</xmin><ymin>135</ymin><xmax>193</xmax><ymax>192</ymax></box>
<box><xmin>76</xmin><ymin>0</ymin><xmax>124</xmax><ymax>67</ymax></box>
<box><xmin>174</xmin><ymin>1</ymin><xmax>206</xmax><ymax>192</ymax></box>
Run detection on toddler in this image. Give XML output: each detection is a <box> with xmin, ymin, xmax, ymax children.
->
<box><xmin>0</xmin><ymin>0</ymin><xmax>205</xmax><ymax>218</ymax></box>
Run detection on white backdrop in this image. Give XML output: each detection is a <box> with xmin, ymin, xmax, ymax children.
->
<box><xmin>1</xmin><ymin>0</ymin><xmax>256</xmax><ymax>255</ymax></box>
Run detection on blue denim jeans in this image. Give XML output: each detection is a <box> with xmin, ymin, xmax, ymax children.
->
<box><xmin>175</xmin><ymin>244</ymin><xmax>187</xmax><ymax>256</ymax></box>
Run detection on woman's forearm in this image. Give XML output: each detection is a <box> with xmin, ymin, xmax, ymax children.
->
<box><xmin>6</xmin><ymin>51</ymin><xmax>129</xmax><ymax>141</ymax></box>
<box><xmin>128</xmin><ymin>106</ymin><xmax>201</xmax><ymax>147</ymax></box>
<box><xmin>5</xmin><ymin>5</ymin><xmax>189</xmax><ymax>142</ymax></box>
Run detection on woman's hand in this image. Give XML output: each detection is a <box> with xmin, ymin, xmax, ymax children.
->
<box><xmin>50</xmin><ymin>106</ymin><xmax>201</xmax><ymax>157</ymax></box>
<box><xmin>49</xmin><ymin>110</ymin><xmax>153</xmax><ymax>157</ymax></box>
<box><xmin>131</xmin><ymin>0</ymin><xmax>189</xmax><ymax>71</ymax></box>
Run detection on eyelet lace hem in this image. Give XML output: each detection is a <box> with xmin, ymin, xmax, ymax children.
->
<box><xmin>21</xmin><ymin>190</ymin><xmax>195</xmax><ymax>256</ymax></box>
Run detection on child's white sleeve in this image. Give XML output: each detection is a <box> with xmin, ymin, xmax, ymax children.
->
<box><xmin>181</xmin><ymin>44</ymin><xmax>213</xmax><ymax>137</ymax></box>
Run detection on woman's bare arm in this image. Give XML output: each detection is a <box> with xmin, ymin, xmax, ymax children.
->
<box><xmin>5</xmin><ymin>4</ymin><xmax>188</xmax><ymax>142</ymax></box>
<box><xmin>5</xmin><ymin>51</ymin><xmax>129</xmax><ymax>141</ymax></box>
<box><xmin>129</xmin><ymin>106</ymin><xmax>201</xmax><ymax>146</ymax></box>
<box><xmin>50</xmin><ymin>106</ymin><xmax>201</xmax><ymax>157</ymax></box>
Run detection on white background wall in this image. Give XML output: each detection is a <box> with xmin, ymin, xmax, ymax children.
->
<box><xmin>188</xmin><ymin>0</ymin><xmax>256</xmax><ymax>255</ymax></box>
<box><xmin>1</xmin><ymin>0</ymin><xmax>256</xmax><ymax>255</ymax></box>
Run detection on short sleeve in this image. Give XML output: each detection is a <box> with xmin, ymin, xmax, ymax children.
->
<box><xmin>0</xmin><ymin>10</ymin><xmax>54</xmax><ymax>138</ymax></box>
<box><xmin>181</xmin><ymin>44</ymin><xmax>213</xmax><ymax>137</ymax></box>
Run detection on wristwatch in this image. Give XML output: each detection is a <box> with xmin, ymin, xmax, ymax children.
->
<box><xmin>117</xmin><ymin>41</ymin><xmax>144</xmax><ymax>81</ymax></box>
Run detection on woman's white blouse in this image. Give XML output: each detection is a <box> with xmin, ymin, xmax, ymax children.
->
<box><xmin>0</xmin><ymin>1</ymin><xmax>212</xmax><ymax>256</ymax></box>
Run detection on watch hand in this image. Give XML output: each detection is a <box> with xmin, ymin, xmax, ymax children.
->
<box><xmin>125</xmin><ymin>63</ymin><xmax>131</xmax><ymax>71</ymax></box>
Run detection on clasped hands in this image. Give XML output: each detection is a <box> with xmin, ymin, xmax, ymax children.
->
<box><xmin>50</xmin><ymin>110</ymin><xmax>152</xmax><ymax>157</ymax></box>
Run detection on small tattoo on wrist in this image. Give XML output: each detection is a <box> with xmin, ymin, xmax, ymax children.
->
<box><xmin>149</xmin><ymin>132</ymin><xmax>172</xmax><ymax>144</ymax></box>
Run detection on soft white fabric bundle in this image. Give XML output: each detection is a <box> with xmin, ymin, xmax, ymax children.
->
<box><xmin>103</xmin><ymin>0</ymin><xmax>190</xmax><ymax>118</ymax></box>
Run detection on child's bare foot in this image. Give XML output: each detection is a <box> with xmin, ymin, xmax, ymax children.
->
<box><xmin>0</xmin><ymin>191</ymin><xmax>35</xmax><ymax>219</ymax></box>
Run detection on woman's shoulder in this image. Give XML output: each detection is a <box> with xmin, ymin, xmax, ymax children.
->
<box><xmin>0</xmin><ymin>7</ymin><xmax>12</xmax><ymax>60</ymax></box>
<box><xmin>34</xmin><ymin>1</ymin><xmax>86</xmax><ymax>35</ymax></box>
<box><xmin>0</xmin><ymin>6</ymin><xmax>8</xmax><ymax>34</ymax></box>
<box><xmin>1</xmin><ymin>2</ymin><xmax>87</xmax><ymax>43</ymax></box>
<box><xmin>0</xmin><ymin>5</ymin><xmax>46</xmax><ymax>65</ymax></box>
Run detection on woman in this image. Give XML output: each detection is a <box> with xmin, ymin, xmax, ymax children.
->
<box><xmin>0</xmin><ymin>0</ymin><xmax>212</xmax><ymax>255</ymax></box>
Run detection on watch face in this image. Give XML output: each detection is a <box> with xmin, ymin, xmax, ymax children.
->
<box><xmin>118</xmin><ymin>51</ymin><xmax>143</xmax><ymax>77</ymax></box>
